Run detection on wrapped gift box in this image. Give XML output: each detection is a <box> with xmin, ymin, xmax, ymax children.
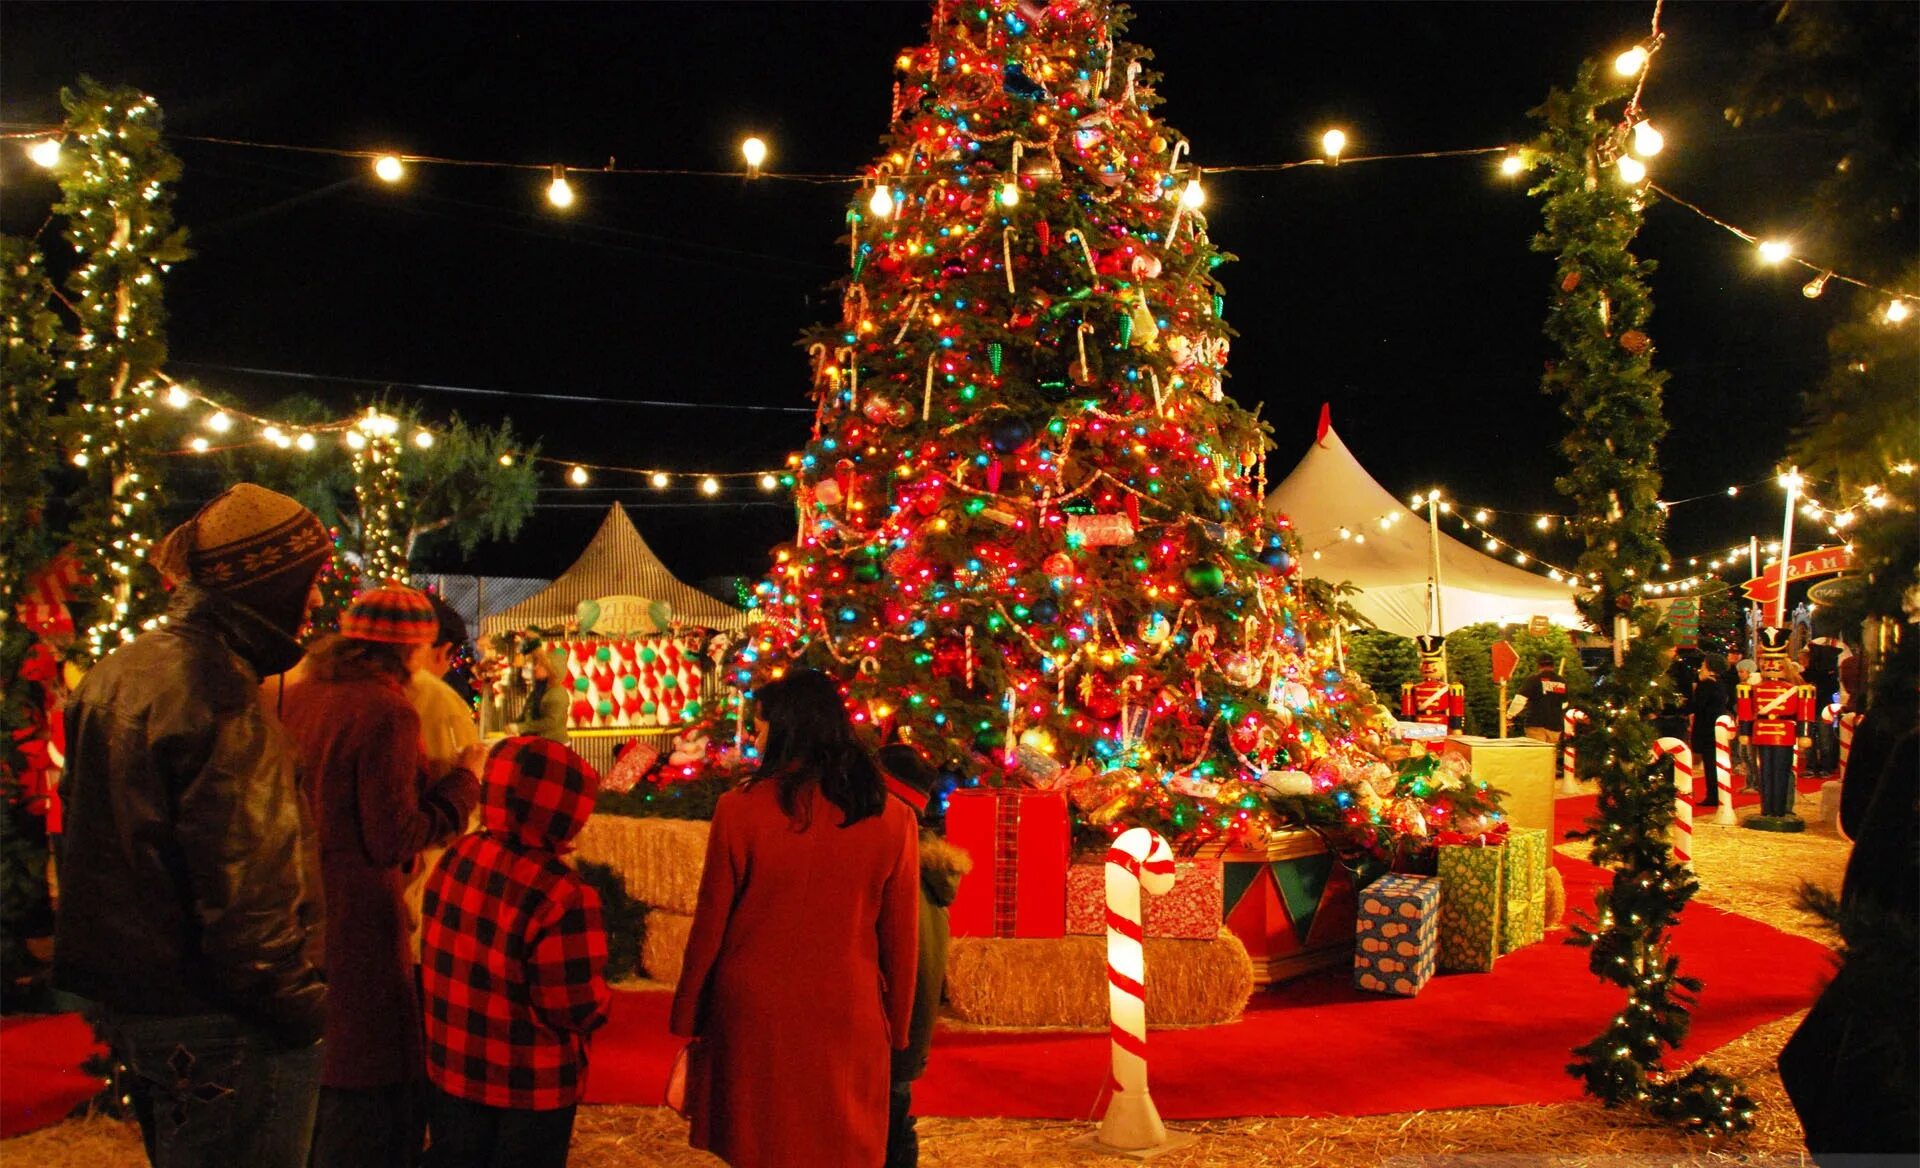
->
<box><xmin>1215</xmin><ymin>830</ymin><xmax>1360</xmax><ymax>986</ymax></box>
<box><xmin>1500</xmin><ymin>827</ymin><xmax>1548</xmax><ymax>954</ymax></box>
<box><xmin>948</xmin><ymin>788</ymin><xmax>1069</xmax><ymax>938</ymax></box>
<box><xmin>1065</xmin><ymin>858</ymin><xmax>1223</xmax><ymax>940</ymax></box>
<box><xmin>1437</xmin><ymin>736</ymin><xmax>1555</xmax><ymax>835</ymax></box>
<box><xmin>1436</xmin><ymin>839</ymin><xmax>1506</xmax><ymax>972</ymax></box>
<box><xmin>1354</xmin><ymin>873</ymin><xmax>1441</xmax><ymax>996</ymax></box>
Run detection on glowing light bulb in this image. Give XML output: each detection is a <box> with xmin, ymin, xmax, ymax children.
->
<box><xmin>1757</xmin><ymin>239</ymin><xmax>1792</xmax><ymax>265</ymax></box>
<box><xmin>701</xmin><ymin>476</ymin><xmax>721</xmax><ymax>496</ymax></box>
<box><xmin>1614</xmin><ymin>46</ymin><xmax>1649</xmax><ymax>75</ymax></box>
<box><xmin>869</xmin><ymin>184</ymin><xmax>895</xmax><ymax>218</ymax></box>
<box><xmin>1500</xmin><ymin>154</ymin><xmax>1526</xmax><ymax>176</ymax></box>
<box><xmin>998</xmin><ymin>181</ymin><xmax>1019</xmax><ymax>207</ymax></box>
<box><xmin>650</xmin><ymin>471</ymin><xmax>671</xmax><ymax>489</ymax></box>
<box><xmin>296</xmin><ymin>433</ymin><xmax>316</xmax><ymax>451</ymax></box>
<box><xmin>1473</xmin><ymin>509</ymin><xmax>1489</xmax><ymax>522</ymax></box>
<box><xmin>346</xmin><ymin>431</ymin><xmax>367</xmax><ymax>450</ymax></box>
<box><xmin>166</xmin><ymin>385</ymin><xmax>190</xmax><ymax>408</ymax></box>
<box><xmin>1885</xmin><ymin>299</ymin><xmax>1912</xmax><ymax>323</ymax></box>
<box><xmin>206</xmin><ymin>411</ymin><xmax>232</xmax><ymax>433</ymax></box>
<box><xmin>741</xmin><ymin>136</ymin><xmax>767</xmax><ymax>172</ymax></box>
<box><xmin>188</xmin><ymin>438</ymin><xmax>209</xmax><ymax>454</ymax></box>
<box><xmin>1631</xmin><ymin>121</ymin><xmax>1664</xmax><ymax>157</ymax></box>
<box><xmin>499</xmin><ymin>454</ymin><xmax>514</xmax><ymax>466</ymax></box>
<box><xmin>1777</xmin><ymin>469</ymin><xmax>1804</xmax><ymax>490</ymax></box>
<box><xmin>27</xmin><ymin>138</ymin><xmax>61</xmax><ymax>168</ymax></box>
<box><xmin>569</xmin><ymin>465</ymin><xmax>590</xmax><ymax>486</ymax></box>
<box><xmin>759</xmin><ymin>473</ymin><xmax>779</xmax><ymax>491</ymax></box>
<box><xmin>1179</xmin><ymin>177</ymin><xmax>1205</xmax><ymax>208</ymax></box>
<box><xmin>1321</xmin><ymin>129</ymin><xmax>1347</xmax><ymax>160</ymax></box>
<box><xmin>1535</xmin><ymin>515</ymin><xmax>1552</xmax><ymax>530</ymax></box>
<box><xmin>1616</xmin><ymin>156</ymin><xmax>1647</xmax><ymax>184</ymax></box>
<box><xmin>373</xmin><ymin>154</ymin><xmax>404</xmax><ymax>183</ymax></box>
<box><xmin>414</xmin><ymin>430</ymin><xmax>434</xmax><ymax>448</ymax></box>
<box><xmin>547</xmin><ymin>167</ymin><xmax>574</xmax><ymax>209</ymax></box>
<box><xmin>1802</xmin><ymin>272</ymin><xmax>1829</xmax><ymax>298</ymax></box>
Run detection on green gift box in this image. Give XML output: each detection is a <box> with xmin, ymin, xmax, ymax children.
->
<box><xmin>1499</xmin><ymin>828</ymin><xmax>1548</xmax><ymax>954</ymax></box>
<box><xmin>1436</xmin><ymin>840</ymin><xmax>1505</xmax><ymax>972</ymax></box>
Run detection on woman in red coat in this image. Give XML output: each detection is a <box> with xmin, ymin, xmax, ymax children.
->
<box><xmin>671</xmin><ymin>669</ymin><xmax>920</xmax><ymax>1168</ymax></box>
<box><xmin>281</xmin><ymin>585</ymin><xmax>484</xmax><ymax>1168</ymax></box>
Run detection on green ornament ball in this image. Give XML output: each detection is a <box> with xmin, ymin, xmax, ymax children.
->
<box><xmin>596</xmin><ymin>646</ymin><xmax>612</xmax><ymax>663</ymax></box>
<box><xmin>683</xmin><ymin>701</ymin><xmax>701</xmax><ymax>719</ymax></box>
<box><xmin>662</xmin><ymin>675</ymin><xmax>679</xmax><ymax>690</ymax></box>
<box><xmin>596</xmin><ymin>699</ymin><xmax>613</xmax><ymax>716</ymax></box>
<box><xmin>622</xmin><ymin>675</ymin><xmax>638</xmax><ymax>690</ymax></box>
<box><xmin>641</xmin><ymin>647</ymin><xmax>658</xmax><ymax>665</ymax></box>
<box><xmin>643</xmin><ymin>700</ymin><xmax>658</xmax><ymax>715</ymax></box>
<box><xmin>1184</xmin><ymin>561</ymin><xmax>1227</xmax><ymax>596</ymax></box>
<box><xmin>573</xmin><ymin>677</ymin><xmax>589</xmax><ymax>693</ymax></box>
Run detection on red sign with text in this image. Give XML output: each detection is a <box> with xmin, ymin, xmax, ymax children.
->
<box><xmin>1490</xmin><ymin>640</ymin><xmax>1519</xmax><ymax>684</ymax></box>
<box><xmin>1740</xmin><ymin>545</ymin><xmax>1854</xmax><ymax>606</ymax></box>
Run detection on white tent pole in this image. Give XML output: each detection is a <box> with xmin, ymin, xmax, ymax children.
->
<box><xmin>1426</xmin><ymin>495</ymin><xmax>1445</xmax><ymax>635</ymax></box>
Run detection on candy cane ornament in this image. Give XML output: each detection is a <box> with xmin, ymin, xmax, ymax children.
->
<box><xmin>1652</xmin><ymin>737</ymin><xmax>1694</xmax><ymax>871</ymax></box>
<box><xmin>1098</xmin><ymin>827</ymin><xmax>1177</xmax><ymax>1151</ymax></box>
<box><xmin>1712</xmin><ymin>715</ymin><xmax>1737</xmax><ymax>826</ymax></box>
<box><xmin>1558</xmin><ymin>708</ymin><xmax>1587</xmax><ymax>794</ymax></box>
<box><xmin>1838</xmin><ymin>711</ymin><xmax>1860</xmax><ymax>775</ymax></box>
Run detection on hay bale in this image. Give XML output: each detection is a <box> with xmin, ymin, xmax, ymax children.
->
<box><xmin>573</xmin><ymin>816</ymin><xmax>708</xmax><ymax>914</ymax></box>
<box><xmin>642</xmin><ymin>909</ymin><xmax>695</xmax><ymax>986</ymax></box>
<box><xmin>1545</xmin><ymin>866</ymin><xmax>1566</xmax><ymax>930</ymax></box>
<box><xmin>944</xmin><ymin>930</ymin><xmax>1253</xmax><ymax>1029</ymax></box>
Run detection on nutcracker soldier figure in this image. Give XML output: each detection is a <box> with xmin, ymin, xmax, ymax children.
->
<box><xmin>1737</xmin><ymin>626</ymin><xmax>1812</xmax><ymax>832</ymax></box>
<box><xmin>1401</xmin><ymin>635</ymin><xmax>1465</xmax><ymax>732</ymax></box>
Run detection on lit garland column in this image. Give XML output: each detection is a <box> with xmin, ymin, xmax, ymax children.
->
<box><xmin>1527</xmin><ymin>59</ymin><xmax>1753</xmax><ymax>1132</ymax></box>
<box><xmin>52</xmin><ymin>80</ymin><xmax>190</xmax><ymax>656</ymax></box>
<box><xmin>348</xmin><ymin>409</ymin><xmax>410</xmax><ymax>586</ymax></box>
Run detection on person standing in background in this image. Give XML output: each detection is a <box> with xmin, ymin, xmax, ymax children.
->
<box><xmin>404</xmin><ymin>594</ymin><xmax>484</xmax><ymax>960</ymax></box>
<box><xmin>1506</xmin><ymin>654</ymin><xmax>1569</xmax><ymax>744</ymax></box>
<box><xmin>57</xmin><ymin>484</ymin><xmax>332</xmax><ymax>1168</ymax></box>
<box><xmin>510</xmin><ymin>648</ymin><xmax>571</xmax><ymax>745</ymax></box>
<box><xmin>1689</xmin><ymin>654</ymin><xmax>1730</xmax><ymax>809</ymax></box>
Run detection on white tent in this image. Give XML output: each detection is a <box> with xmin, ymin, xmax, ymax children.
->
<box><xmin>1264</xmin><ymin>414</ymin><xmax>1586</xmax><ymax>638</ymax></box>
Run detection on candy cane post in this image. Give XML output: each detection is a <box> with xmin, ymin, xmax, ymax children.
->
<box><xmin>1711</xmin><ymin>715</ymin><xmax>1737</xmax><ymax>826</ymax></box>
<box><xmin>1098</xmin><ymin>827</ymin><xmax>1178</xmax><ymax>1151</ymax></box>
<box><xmin>1838</xmin><ymin>710</ymin><xmax>1861</xmax><ymax>775</ymax></box>
<box><xmin>1557</xmin><ymin>708</ymin><xmax>1587</xmax><ymax>795</ymax></box>
<box><xmin>1652</xmin><ymin>738</ymin><xmax>1694</xmax><ymax>872</ymax></box>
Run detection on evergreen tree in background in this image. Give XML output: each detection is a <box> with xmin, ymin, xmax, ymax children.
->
<box><xmin>731</xmin><ymin>0</ymin><xmax>1393</xmax><ymax>850</ymax></box>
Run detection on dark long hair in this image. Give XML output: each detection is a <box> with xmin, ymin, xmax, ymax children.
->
<box><xmin>748</xmin><ymin>669</ymin><xmax>883</xmax><ymax>828</ymax></box>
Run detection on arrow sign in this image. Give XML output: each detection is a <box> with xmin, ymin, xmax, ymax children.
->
<box><xmin>1490</xmin><ymin>640</ymin><xmax>1519</xmax><ymax>684</ymax></box>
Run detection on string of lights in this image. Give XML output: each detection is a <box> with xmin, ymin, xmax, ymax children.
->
<box><xmin>9</xmin><ymin>119</ymin><xmax>1912</xmax><ymax>313</ymax></box>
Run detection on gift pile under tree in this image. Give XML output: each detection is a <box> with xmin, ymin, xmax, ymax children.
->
<box><xmin>678</xmin><ymin>0</ymin><xmax>1504</xmax><ymax>859</ymax></box>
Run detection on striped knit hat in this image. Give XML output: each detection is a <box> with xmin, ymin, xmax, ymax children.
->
<box><xmin>151</xmin><ymin>483</ymin><xmax>331</xmax><ymax>635</ymax></box>
<box><xmin>340</xmin><ymin>584</ymin><xmax>438</xmax><ymax>645</ymax></box>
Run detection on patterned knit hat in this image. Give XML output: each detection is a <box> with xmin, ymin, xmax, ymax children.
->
<box><xmin>340</xmin><ymin>584</ymin><xmax>439</xmax><ymax>645</ymax></box>
<box><xmin>151</xmin><ymin>483</ymin><xmax>331</xmax><ymax>635</ymax></box>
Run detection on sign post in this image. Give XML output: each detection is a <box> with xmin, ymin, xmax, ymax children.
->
<box><xmin>1491</xmin><ymin>640</ymin><xmax>1519</xmax><ymax>738</ymax></box>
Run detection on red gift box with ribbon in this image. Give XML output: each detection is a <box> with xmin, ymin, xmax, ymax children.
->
<box><xmin>948</xmin><ymin>788</ymin><xmax>1069</xmax><ymax>938</ymax></box>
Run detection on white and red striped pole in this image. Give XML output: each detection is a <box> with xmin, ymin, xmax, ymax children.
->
<box><xmin>1838</xmin><ymin>711</ymin><xmax>1861</xmax><ymax>775</ymax></box>
<box><xmin>1099</xmin><ymin>827</ymin><xmax>1177</xmax><ymax>1152</ymax></box>
<box><xmin>1712</xmin><ymin>715</ymin><xmax>1737</xmax><ymax>826</ymax></box>
<box><xmin>1652</xmin><ymin>738</ymin><xmax>1694</xmax><ymax>871</ymax></box>
<box><xmin>1558</xmin><ymin>708</ymin><xmax>1587</xmax><ymax>795</ymax></box>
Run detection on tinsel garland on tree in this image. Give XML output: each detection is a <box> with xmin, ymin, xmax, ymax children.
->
<box><xmin>1528</xmin><ymin>60</ymin><xmax>1754</xmax><ymax>1133</ymax></box>
<box><xmin>51</xmin><ymin>78</ymin><xmax>191</xmax><ymax>657</ymax></box>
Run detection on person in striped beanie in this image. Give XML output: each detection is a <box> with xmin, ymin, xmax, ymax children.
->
<box><xmin>280</xmin><ymin>583</ymin><xmax>485</xmax><ymax>1168</ymax></box>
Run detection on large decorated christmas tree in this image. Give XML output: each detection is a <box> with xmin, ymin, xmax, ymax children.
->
<box><xmin>721</xmin><ymin>0</ymin><xmax>1446</xmax><ymax>852</ymax></box>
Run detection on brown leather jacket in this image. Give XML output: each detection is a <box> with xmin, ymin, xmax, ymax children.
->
<box><xmin>55</xmin><ymin>585</ymin><xmax>326</xmax><ymax>1046</ymax></box>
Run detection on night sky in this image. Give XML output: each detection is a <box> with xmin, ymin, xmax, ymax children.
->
<box><xmin>0</xmin><ymin>2</ymin><xmax>1848</xmax><ymax>589</ymax></box>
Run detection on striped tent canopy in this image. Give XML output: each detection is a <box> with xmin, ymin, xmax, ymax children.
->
<box><xmin>478</xmin><ymin>504</ymin><xmax>748</xmax><ymax>639</ymax></box>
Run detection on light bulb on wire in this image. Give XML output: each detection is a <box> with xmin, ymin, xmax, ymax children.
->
<box><xmin>1179</xmin><ymin>177</ymin><xmax>1205</xmax><ymax>209</ymax></box>
<box><xmin>373</xmin><ymin>154</ymin><xmax>405</xmax><ymax>183</ymax></box>
<box><xmin>1321</xmin><ymin>128</ymin><xmax>1347</xmax><ymax>164</ymax></box>
<box><xmin>547</xmin><ymin>166</ymin><xmax>575</xmax><ymax>209</ymax></box>
<box><xmin>1499</xmin><ymin>153</ymin><xmax>1526</xmax><ymax>176</ymax></box>
<box><xmin>1885</xmin><ymin>299</ymin><xmax>1912</xmax><ymax>324</ymax></box>
<box><xmin>1614</xmin><ymin>45</ymin><xmax>1649</xmax><ymax>75</ymax></box>
<box><xmin>759</xmin><ymin>473</ymin><xmax>779</xmax><ymax>491</ymax></box>
<box><xmin>741</xmin><ymin>136</ymin><xmax>767</xmax><ymax>175</ymax></box>
<box><xmin>701</xmin><ymin>476</ymin><xmax>721</xmax><ymax>496</ymax></box>
<box><xmin>1757</xmin><ymin>239</ymin><xmax>1792</xmax><ymax>265</ymax></box>
<box><xmin>869</xmin><ymin>184</ymin><xmax>895</xmax><ymax>218</ymax></box>
<box><xmin>1802</xmin><ymin>271</ymin><xmax>1830</xmax><ymax>299</ymax></box>
<box><xmin>569</xmin><ymin>465</ymin><xmax>590</xmax><ymax>486</ymax></box>
<box><xmin>1616</xmin><ymin>156</ymin><xmax>1647</xmax><ymax>184</ymax></box>
<box><xmin>650</xmin><ymin>471</ymin><xmax>671</xmax><ymax>489</ymax></box>
<box><xmin>27</xmin><ymin>138</ymin><xmax>61</xmax><ymax>168</ymax></box>
<box><xmin>998</xmin><ymin>181</ymin><xmax>1020</xmax><ymax>207</ymax></box>
<box><xmin>1630</xmin><ymin>120</ymin><xmax>1664</xmax><ymax>157</ymax></box>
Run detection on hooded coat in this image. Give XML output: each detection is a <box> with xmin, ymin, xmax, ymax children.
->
<box><xmin>421</xmin><ymin>737</ymin><xmax>610</xmax><ymax>1111</ymax></box>
<box><xmin>892</xmin><ymin>832</ymin><xmax>971</xmax><ymax>1083</ymax></box>
<box><xmin>280</xmin><ymin>641</ymin><xmax>479</xmax><ymax>1088</ymax></box>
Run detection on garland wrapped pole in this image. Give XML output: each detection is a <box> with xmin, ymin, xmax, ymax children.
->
<box><xmin>1527</xmin><ymin>58</ymin><xmax>1754</xmax><ymax>1133</ymax></box>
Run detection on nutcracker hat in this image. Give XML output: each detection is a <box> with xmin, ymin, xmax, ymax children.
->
<box><xmin>1414</xmin><ymin>634</ymin><xmax>1447</xmax><ymax>662</ymax></box>
<box><xmin>340</xmin><ymin>584</ymin><xmax>439</xmax><ymax>645</ymax></box>
<box><xmin>1756</xmin><ymin>626</ymin><xmax>1793</xmax><ymax>661</ymax></box>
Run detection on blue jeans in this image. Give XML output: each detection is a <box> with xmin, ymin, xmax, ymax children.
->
<box><xmin>103</xmin><ymin>1011</ymin><xmax>322</xmax><ymax>1168</ymax></box>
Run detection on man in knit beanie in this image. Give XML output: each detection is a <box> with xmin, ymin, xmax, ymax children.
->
<box><xmin>57</xmin><ymin>483</ymin><xmax>333</xmax><ymax>1167</ymax></box>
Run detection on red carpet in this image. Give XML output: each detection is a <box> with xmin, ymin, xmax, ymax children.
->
<box><xmin>583</xmin><ymin>785</ymin><xmax>1835</xmax><ymax>1119</ymax></box>
<box><xmin>0</xmin><ymin>1014</ymin><xmax>105</xmax><ymax>1137</ymax></box>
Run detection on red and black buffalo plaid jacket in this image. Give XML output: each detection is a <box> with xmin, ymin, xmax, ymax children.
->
<box><xmin>421</xmin><ymin>736</ymin><xmax>610</xmax><ymax>1109</ymax></box>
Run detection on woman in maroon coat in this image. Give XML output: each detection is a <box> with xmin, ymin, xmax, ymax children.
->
<box><xmin>671</xmin><ymin>669</ymin><xmax>920</xmax><ymax>1168</ymax></box>
<box><xmin>281</xmin><ymin>585</ymin><xmax>483</xmax><ymax>1168</ymax></box>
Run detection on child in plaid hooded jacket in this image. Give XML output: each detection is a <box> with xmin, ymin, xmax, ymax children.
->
<box><xmin>420</xmin><ymin>737</ymin><xmax>610</xmax><ymax>1167</ymax></box>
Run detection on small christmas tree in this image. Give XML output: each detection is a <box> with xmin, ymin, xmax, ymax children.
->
<box><xmin>726</xmin><ymin>0</ymin><xmax>1399</xmax><ymax>852</ymax></box>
